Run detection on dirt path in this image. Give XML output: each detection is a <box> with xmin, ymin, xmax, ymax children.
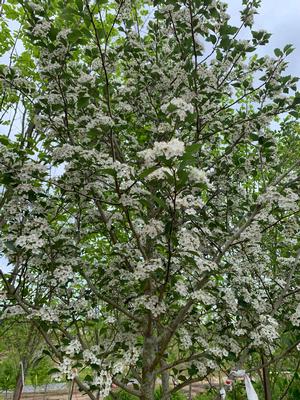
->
<box><xmin>1</xmin><ymin>381</ymin><xmax>213</xmax><ymax>400</ymax></box>
<box><xmin>3</xmin><ymin>386</ymin><xmax>90</xmax><ymax>400</ymax></box>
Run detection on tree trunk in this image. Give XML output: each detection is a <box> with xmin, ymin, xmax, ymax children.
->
<box><xmin>13</xmin><ymin>323</ymin><xmax>41</xmax><ymax>400</ymax></box>
<box><xmin>141</xmin><ymin>336</ymin><xmax>157</xmax><ymax>400</ymax></box>
<box><xmin>161</xmin><ymin>361</ymin><xmax>170</xmax><ymax>400</ymax></box>
<box><xmin>261</xmin><ymin>354</ymin><xmax>272</xmax><ymax>400</ymax></box>
<box><xmin>13</xmin><ymin>359</ymin><xmax>28</xmax><ymax>400</ymax></box>
<box><xmin>68</xmin><ymin>379</ymin><xmax>75</xmax><ymax>400</ymax></box>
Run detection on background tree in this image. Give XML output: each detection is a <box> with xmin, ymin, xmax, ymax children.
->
<box><xmin>0</xmin><ymin>1</ymin><xmax>300</xmax><ymax>400</ymax></box>
<box><xmin>0</xmin><ymin>319</ymin><xmax>48</xmax><ymax>399</ymax></box>
<box><xmin>0</xmin><ymin>358</ymin><xmax>17</xmax><ymax>398</ymax></box>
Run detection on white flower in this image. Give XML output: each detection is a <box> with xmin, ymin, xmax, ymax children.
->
<box><xmin>78</xmin><ymin>72</ymin><xmax>95</xmax><ymax>84</ymax></box>
<box><xmin>176</xmin><ymin>194</ymin><xmax>204</xmax><ymax>213</ymax></box>
<box><xmin>250</xmin><ymin>315</ymin><xmax>279</xmax><ymax>346</ymax></box>
<box><xmin>28</xmin><ymin>2</ymin><xmax>44</xmax><ymax>12</ymax></box>
<box><xmin>290</xmin><ymin>304</ymin><xmax>300</xmax><ymax>326</ymax></box>
<box><xmin>175</xmin><ymin>281</ymin><xmax>188</xmax><ymax>296</ymax></box>
<box><xmin>134</xmin><ymin>295</ymin><xmax>166</xmax><ymax>317</ymax></box>
<box><xmin>93</xmin><ymin>370</ymin><xmax>112</xmax><ymax>397</ymax></box>
<box><xmin>142</xmin><ymin>219</ymin><xmax>164</xmax><ymax>238</ymax></box>
<box><xmin>188</xmin><ymin>167</ymin><xmax>210</xmax><ymax>185</ymax></box>
<box><xmin>16</xmin><ymin>234</ymin><xmax>44</xmax><ymax>253</ymax></box>
<box><xmin>52</xmin><ymin>357</ymin><xmax>77</xmax><ymax>380</ymax></box>
<box><xmin>91</xmin><ymin>57</ymin><xmax>102</xmax><ymax>70</ymax></box>
<box><xmin>2</xmin><ymin>305</ymin><xmax>25</xmax><ymax>318</ymax></box>
<box><xmin>133</xmin><ymin>259</ymin><xmax>164</xmax><ymax>281</ymax></box>
<box><xmin>146</xmin><ymin>167</ymin><xmax>173</xmax><ymax>181</ymax></box>
<box><xmin>179</xmin><ymin>327</ymin><xmax>192</xmax><ymax>349</ymax></box>
<box><xmin>162</xmin><ymin>98</ymin><xmax>193</xmax><ymax>121</ymax></box>
<box><xmin>53</xmin><ymin>265</ymin><xmax>73</xmax><ymax>284</ymax></box>
<box><xmin>138</xmin><ymin>139</ymin><xmax>185</xmax><ymax>166</ymax></box>
<box><xmin>106</xmin><ymin>316</ymin><xmax>116</xmax><ymax>323</ymax></box>
<box><xmin>57</xmin><ymin>28</ymin><xmax>72</xmax><ymax>41</ymax></box>
<box><xmin>83</xmin><ymin>350</ymin><xmax>101</xmax><ymax>365</ymax></box>
<box><xmin>32</xmin><ymin>21</ymin><xmax>52</xmax><ymax>38</ymax></box>
<box><xmin>31</xmin><ymin>306</ymin><xmax>59</xmax><ymax>323</ymax></box>
<box><xmin>160</xmin><ymin>138</ymin><xmax>185</xmax><ymax>159</ymax></box>
<box><xmin>191</xmin><ymin>290</ymin><xmax>216</xmax><ymax>305</ymax></box>
<box><xmin>64</xmin><ymin>339</ymin><xmax>82</xmax><ymax>357</ymax></box>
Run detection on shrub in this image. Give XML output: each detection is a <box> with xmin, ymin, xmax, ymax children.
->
<box><xmin>0</xmin><ymin>359</ymin><xmax>17</xmax><ymax>391</ymax></box>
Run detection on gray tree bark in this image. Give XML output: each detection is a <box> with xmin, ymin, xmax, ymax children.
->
<box><xmin>161</xmin><ymin>361</ymin><xmax>170</xmax><ymax>400</ymax></box>
<box><xmin>141</xmin><ymin>336</ymin><xmax>157</xmax><ymax>400</ymax></box>
<box><xmin>261</xmin><ymin>354</ymin><xmax>272</xmax><ymax>400</ymax></box>
<box><xmin>12</xmin><ymin>359</ymin><xmax>27</xmax><ymax>400</ymax></box>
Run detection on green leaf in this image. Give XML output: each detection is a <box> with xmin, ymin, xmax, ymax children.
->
<box><xmin>5</xmin><ymin>241</ymin><xmax>16</xmax><ymax>251</ymax></box>
<box><xmin>293</xmin><ymin>92</ymin><xmax>300</xmax><ymax>105</ymax></box>
<box><xmin>84</xmin><ymin>374</ymin><xmax>93</xmax><ymax>382</ymax></box>
<box><xmin>274</xmin><ymin>48</ymin><xmax>283</xmax><ymax>57</ymax></box>
<box><xmin>220</xmin><ymin>24</ymin><xmax>239</xmax><ymax>36</ymax></box>
<box><xmin>209</xmin><ymin>34</ymin><xmax>217</xmax><ymax>44</ymax></box>
<box><xmin>2</xmin><ymin>3</ymin><xmax>19</xmax><ymax>20</ymax></box>
<box><xmin>77</xmin><ymin>96</ymin><xmax>90</xmax><ymax>109</ymax></box>
<box><xmin>1</xmin><ymin>172</ymin><xmax>15</xmax><ymax>185</ymax></box>
<box><xmin>151</xmin><ymin>194</ymin><xmax>166</xmax><ymax>208</ymax></box>
<box><xmin>284</xmin><ymin>44</ymin><xmax>294</xmax><ymax>56</ymax></box>
<box><xmin>0</xmin><ymin>135</ymin><xmax>10</xmax><ymax>146</ymax></box>
<box><xmin>220</xmin><ymin>35</ymin><xmax>231</xmax><ymax>50</ymax></box>
<box><xmin>68</xmin><ymin>29</ymin><xmax>82</xmax><ymax>43</ymax></box>
<box><xmin>48</xmin><ymin>368</ymin><xmax>61</xmax><ymax>374</ymax></box>
<box><xmin>184</xmin><ymin>143</ymin><xmax>200</xmax><ymax>156</ymax></box>
<box><xmin>76</xmin><ymin>0</ymin><xmax>83</xmax><ymax>12</ymax></box>
<box><xmin>99</xmin><ymin>168</ymin><xmax>116</xmax><ymax>177</ymax></box>
<box><xmin>139</xmin><ymin>166</ymin><xmax>158</xmax><ymax>179</ymax></box>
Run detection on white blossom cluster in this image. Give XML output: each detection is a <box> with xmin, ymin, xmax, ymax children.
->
<box><xmin>2</xmin><ymin>305</ymin><xmax>25</xmax><ymax>318</ymax></box>
<box><xmin>138</xmin><ymin>139</ymin><xmax>185</xmax><ymax>166</ymax></box>
<box><xmin>53</xmin><ymin>265</ymin><xmax>74</xmax><ymax>284</ymax></box>
<box><xmin>1</xmin><ymin>0</ymin><xmax>299</xmax><ymax>395</ymax></box>
<box><xmin>161</xmin><ymin>97</ymin><xmax>194</xmax><ymax>121</ymax></box>
<box><xmin>133</xmin><ymin>219</ymin><xmax>164</xmax><ymax>240</ymax></box>
<box><xmin>52</xmin><ymin>357</ymin><xmax>77</xmax><ymax>381</ymax></box>
<box><xmin>188</xmin><ymin>167</ymin><xmax>210</xmax><ymax>185</ymax></box>
<box><xmin>32</xmin><ymin>20</ymin><xmax>52</xmax><ymax>38</ymax></box>
<box><xmin>15</xmin><ymin>234</ymin><xmax>45</xmax><ymax>253</ymax></box>
<box><xmin>290</xmin><ymin>304</ymin><xmax>300</xmax><ymax>326</ymax></box>
<box><xmin>250</xmin><ymin>315</ymin><xmax>279</xmax><ymax>346</ymax></box>
<box><xmin>133</xmin><ymin>259</ymin><xmax>164</xmax><ymax>281</ymax></box>
<box><xmin>134</xmin><ymin>295</ymin><xmax>166</xmax><ymax>317</ymax></box>
<box><xmin>92</xmin><ymin>370</ymin><xmax>112</xmax><ymax>397</ymax></box>
<box><xmin>64</xmin><ymin>339</ymin><xmax>82</xmax><ymax>357</ymax></box>
<box><xmin>176</xmin><ymin>193</ymin><xmax>204</xmax><ymax>215</ymax></box>
<box><xmin>30</xmin><ymin>306</ymin><xmax>60</xmax><ymax>323</ymax></box>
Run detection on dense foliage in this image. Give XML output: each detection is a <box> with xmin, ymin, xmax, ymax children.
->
<box><xmin>0</xmin><ymin>0</ymin><xmax>300</xmax><ymax>399</ymax></box>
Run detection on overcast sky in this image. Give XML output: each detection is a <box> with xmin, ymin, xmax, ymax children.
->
<box><xmin>227</xmin><ymin>0</ymin><xmax>300</xmax><ymax>76</ymax></box>
<box><xmin>0</xmin><ymin>0</ymin><xmax>299</xmax><ymax>273</ymax></box>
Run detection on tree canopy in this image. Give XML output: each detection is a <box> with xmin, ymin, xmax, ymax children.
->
<box><xmin>0</xmin><ymin>1</ymin><xmax>300</xmax><ymax>399</ymax></box>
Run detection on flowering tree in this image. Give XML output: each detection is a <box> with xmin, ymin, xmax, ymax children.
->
<box><xmin>0</xmin><ymin>0</ymin><xmax>300</xmax><ymax>399</ymax></box>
